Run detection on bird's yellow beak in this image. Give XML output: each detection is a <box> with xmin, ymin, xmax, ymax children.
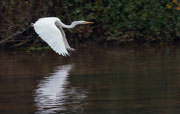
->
<box><xmin>85</xmin><ymin>21</ymin><xmax>94</xmax><ymax>24</ymax></box>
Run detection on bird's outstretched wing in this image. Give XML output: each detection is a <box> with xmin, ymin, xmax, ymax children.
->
<box><xmin>33</xmin><ymin>18</ymin><xmax>69</xmax><ymax>56</ymax></box>
<box><xmin>55</xmin><ymin>21</ymin><xmax>75</xmax><ymax>51</ymax></box>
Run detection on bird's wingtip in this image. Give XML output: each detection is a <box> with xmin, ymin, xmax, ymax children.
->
<box><xmin>59</xmin><ymin>52</ymin><xmax>70</xmax><ymax>57</ymax></box>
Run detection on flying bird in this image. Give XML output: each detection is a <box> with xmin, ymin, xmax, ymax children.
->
<box><xmin>31</xmin><ymin>17</ymin><xmax>93</xmax><ymax>56</ymax></box>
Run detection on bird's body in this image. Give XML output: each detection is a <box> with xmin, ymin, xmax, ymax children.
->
<box><xmin>32</xmin><ymin>17</ymin><xmax>93</xmax><ymax>56</ymax></box>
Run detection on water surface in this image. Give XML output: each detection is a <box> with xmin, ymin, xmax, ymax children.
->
<box><xmin>0</xmin><ymin>46</ymin><xmax>180</xmax><ymax>114</ymax></box>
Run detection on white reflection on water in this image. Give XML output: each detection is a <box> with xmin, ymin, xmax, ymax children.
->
<box><xmin>34</xmin><ymin>64</ymin><xmax>86</xmax><ymax>114</ymax></box>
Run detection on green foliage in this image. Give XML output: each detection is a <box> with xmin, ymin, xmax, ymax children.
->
<box><xmin>25</xmin><ymin>46</ymin><xmax>51</xmax><ymax>51</ymax></box>
<box><xmin>63</xmin><ymin>0</ymin><xmax>180</xmax><ymax>43</ymax></box>
<box><xmin>1</xmin><ymin>0</ymin><xmax>180</xmax><ymax>47</ymax></box>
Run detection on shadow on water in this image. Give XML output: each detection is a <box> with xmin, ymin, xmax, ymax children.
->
<box><xmin>34</xmin><ymin>64</ymin><xmax>73</xmax><ymax>114</ymax></box>
<box><xmin>34</xmin><ymin>64</ymin><xmax>87</xmax><ymax>114</ymax></box>
<box><xmin>0</xmin><ymin>46</ymin><xmax>180</xmax><ymax>114</ymax></box>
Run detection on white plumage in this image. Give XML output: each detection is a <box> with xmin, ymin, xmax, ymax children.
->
<box><xmin>32</xmin><ymin>17</ymin><xmax>93</xmax><ymax>56</ymax></box>
<box><xmin>33</xmin><ymin>17</ymin><xmax>69</xmax><ymax>56</ymax></box>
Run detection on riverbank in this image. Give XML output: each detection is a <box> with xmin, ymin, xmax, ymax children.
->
<box><xmin>1</xmin><ymin>0</ymin><xmax>180</xmax><ymax>49</ymax></box>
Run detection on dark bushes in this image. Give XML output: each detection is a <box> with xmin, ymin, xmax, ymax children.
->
<box><xmin>0</xmin><ymin>0</ymin><xmax>180</xmax><ymax>48</ymax></box>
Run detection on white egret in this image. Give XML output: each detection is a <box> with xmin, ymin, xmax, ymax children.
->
<box><xmin>32</xmin><ymin>17</ymin><xmax>93</xmax><ymax>56</ymax></box>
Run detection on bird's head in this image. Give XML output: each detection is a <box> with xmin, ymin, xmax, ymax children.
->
<box><xmin>72</xmin><ymin>21</ymin><xmax>94</xmax><ymax>25</ymax></box>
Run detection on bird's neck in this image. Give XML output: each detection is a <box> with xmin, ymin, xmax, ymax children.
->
<box><xmin>58</xmin><ymin>20</ymin><xmax>76</xmax><ymax>29</ymax></box>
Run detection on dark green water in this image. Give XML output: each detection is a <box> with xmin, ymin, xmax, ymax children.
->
<box><xmin>0</xmin><ymin>46</ymin><xmax>180</xmax><ymax>114</ymax></box>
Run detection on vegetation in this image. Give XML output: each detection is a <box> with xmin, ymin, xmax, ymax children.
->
<box><xmin>1</xmin><ymin>0</ymin><xmax>180</xmax><ymax>48</ymax></box>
